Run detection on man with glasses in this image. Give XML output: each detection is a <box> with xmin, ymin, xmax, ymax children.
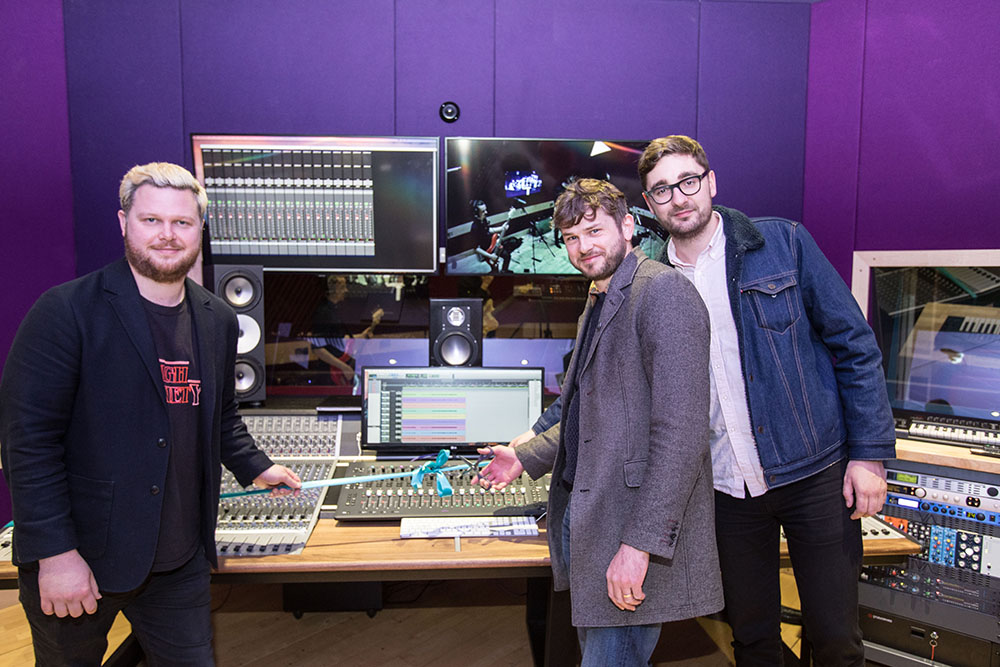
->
<box><xmin>519</xmin><ymin>136</ymin><xmax>895</xmax><ymax>665</ymax></box>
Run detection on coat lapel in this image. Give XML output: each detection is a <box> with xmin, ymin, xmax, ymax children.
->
<box><xmin>576</xmin><ymin>249</ymin><xmax>643</xmax><ymax>375</ymax></box>
<box><xmin>103</xmin><ymin>259</ymin><xmax>166</xmax><ymax>406</ymax></box>
<box><xmin>188</xmin><ymin>281</ymin><xmax>218</xmax><ymax>450</ymax></box>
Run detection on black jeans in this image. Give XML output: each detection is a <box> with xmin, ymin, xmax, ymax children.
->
<box><xmin>714</xmin><ymin>460</ymin><xmax>864</xmax><ymax>666</ymax></box>
<box><xmin>18</xmin><ymin>547</ymin><xmax>214</xmax><ymax>666</ymax></box>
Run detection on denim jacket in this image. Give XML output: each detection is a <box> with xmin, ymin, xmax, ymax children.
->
<box><xmin>534</xmin><ymin>206</ymin><xmax>895</xmax><ymax>490</ymax></box>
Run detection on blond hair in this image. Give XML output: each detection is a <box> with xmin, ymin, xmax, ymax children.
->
<box><xmin>119</xmin><ymin>162</ymin><xmax>208</xmax><ymax>219</ymax></box>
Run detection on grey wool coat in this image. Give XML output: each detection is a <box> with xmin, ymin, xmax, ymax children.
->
<box><xmin>516</xmin><ymin>248</ymin><xmax>724</xmax><ymax>627</ymax></box>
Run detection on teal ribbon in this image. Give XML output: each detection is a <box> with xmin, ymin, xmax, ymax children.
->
<box><xmin>219</xmin><ymin>449</ymin><xmax>486</xmax><ymax>499</ymax></box>
<box><xmin>410</xmin><ymin>449</ymin><xmax>454</xmax><ymax>497</ymax></box>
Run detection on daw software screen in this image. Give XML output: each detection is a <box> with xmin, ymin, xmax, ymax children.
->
<box><xmin>362</xmin><ymin>366</ymin><xmax>543</xmax><ymax>451</ymax></box>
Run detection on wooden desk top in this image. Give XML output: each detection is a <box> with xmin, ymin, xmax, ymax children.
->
<box><xmin>895</xmin><ymin>437</ymin><xmax>1000</xmax><ymax>476</ymax></box>
<box><xmin>212</xmin><ymin>520</ymin><xmax>552</xmax><ymax>583</ymax></box>
<box><xmin>1</xmin><ymin>516</ymin><xmax>920</xmax><ymax>586</ymax></box>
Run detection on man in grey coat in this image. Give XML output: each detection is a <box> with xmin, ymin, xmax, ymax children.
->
<box><xmin>478</xmin><ymin>179</ymin><xmax>723</xmax><ymax>665</ymax></box>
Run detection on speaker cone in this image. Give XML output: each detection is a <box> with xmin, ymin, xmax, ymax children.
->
<box><xmin>223</xmin><ymin>275</ymin><xmax>256</xmax><ymax>308</ymax></box>
<box><xmin>236</xmin><ymin>313</ymin><xmax>261</xmax><ymax>354</ymax></box>
<box><xmin>234</xmin><ymin>360</ymin><xmax>259</xmax><ymax>393</ymax></box>
<box><xmin>439</xmin><ymin>333</ymin><xmax>473</xmax><ymax>366</ymax></box>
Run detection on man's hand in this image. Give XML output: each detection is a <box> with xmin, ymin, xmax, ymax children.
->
<box><xmin>606</xmin><ymin>543</ymin><xmax>649</xmax><ymax>612</ymax></box>
<box><xmin>253</xmin><ymin>464</ymin><xmax>302</xmax><ymax>496</ymax></box>
<box><xmin>508</xmin><ymin>429</ymin><xmax>535</xmax><ymax>448</ymax></box>
<box><xmin>473</xmin><ymin>445</ymin><xmax>523</xmax><ymax>490</ymax></box>
<box><xmin>843</xmin><ymin>460</ymin><xmax>887</xmax><ymax>520</ymax></box>
<box><xmin>37</xmin><ymin>549</ymin><xmax>101</xmax><ymax>618</ymax></box>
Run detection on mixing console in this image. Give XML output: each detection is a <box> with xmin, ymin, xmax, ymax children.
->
<box><xmin>215</xmin><ymin>412</ymin><xmax>342</xmax><ymax>557</ymax></box>
<box><xmin>215</xmin><ymin>460</ymin><xmax>333</xmax><ymax>557</ymax></box>
<box><xmin>242</xmin><ymin>413</ymin><xmax>342</xmax><ymax>459</ymax></box>
<box><xmin>777</xmin><ymin>514</ymin><xmax>912</xmax><ymax>543</ymax></box>
<box><xmin>331</xmin><ymin>460</ymin><xmax>550</xmax><ymax>520</ymax></box>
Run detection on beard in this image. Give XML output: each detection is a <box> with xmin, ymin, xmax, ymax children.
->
<box><xmin>572</xmin><ymin>235</ymin><xmax>629</xmax><ymax>282</ymax></box>
<box><xmin>124</xmin><ymin>228</ymin><xmax>201</xmax><ymax>284</ymax></box>
<box><xmin>656</xmin><ymin>202</ymin><xmax>714</xmax><ymax>241</ymax></box>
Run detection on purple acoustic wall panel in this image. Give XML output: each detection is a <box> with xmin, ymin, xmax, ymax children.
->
<box><xmin>854</xmin><ymin>0</ymin><xmax>1000</xmax><ymax>252</ymax></box>
<box><xmin>697</xmin><ymin>1</ymin><xmax>811</xmax><ymax>221</ymax></box>
<box><xmin>395</xmin><ymin>0</ymin><xmax>495</xmax><ymax>136</ymax></box>
<box><xmin>494</xmin><ymin>0</ymin><xmax>699</xmax><ymax>140</ymax></box>
<box><xmin>802</xmin><ymin>0</ymin><xmax>866</xmax><ymax>282</ymax></box>
<box><xmin>0</xmin><ymin>0</ymin><xmax>74</xmax><ymax>522</ymax></box>
<box><xmin>180</xmin><ymin>0</ymin><xmax>396</xmax><ymax>140</ymax></box>
<box><xmin>63</xmin><ymin>2</ymin><xmax>186</xmax><ymax>276</ymax></box>
<box><xmin>1</xmin><ymin>0</ymin><xmax>75</xmax><ymax>374</ymax></box>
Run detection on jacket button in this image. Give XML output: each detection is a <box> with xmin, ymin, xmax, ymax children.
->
<box><xmin>757</xmin><ymin>426</ymin><xmax>764</xmax><ymax>434</ymax></box>
<box><xmin>748</xmin><ymin>374</ymin><xmax>754</xmax><ymax>382</ymax></box>
<box><xmin>767</xmin><ymin>283</ymin><xmax>776</xmax><ymax>290</ymax></box>
<box><xmin>150</xmin><ymin>486</ymin><xmax>160</xmax><ymax>495</ymax></box>
<box><xmin>157</xmin><ymin>438</ymin><xmax>167</xmax><ymax>448</ymax></box>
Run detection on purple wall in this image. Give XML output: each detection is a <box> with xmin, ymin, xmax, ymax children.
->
<box><xmin>62</xmin><ymin>2</ymin><xmax>187</xmax><ymax>277</ymax></box>
<box><xmin>805</xmin><ymin>0</ymin><xmax>1000</xmax><ymax>280</ymax></box>
<box><xmin>699</xmin><ymin>1</ymin><xmax>810</xmax><ymax>222</ymax></box>
<box><xmin>495</xmin><ymin>1</ymin><xmax>700</xmax><ymax>140</ymax></box>
<box><xmin>61</xmin><ymin>0</ymin><xmax>813</xmax><ymax>274</ymax></box>
<box><xmin>0</xmin><ymin>0</ymin><xmax>74</xmax><ymax>523</ymax></box>
<box><xmin>803</xmin><ymin>0</ymin><xmax>866</xmax><ymax>282</ymax></box>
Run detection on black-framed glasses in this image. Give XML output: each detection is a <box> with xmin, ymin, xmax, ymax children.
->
<box><xmin>643</xmin><ymin>170</ymin><xmax>710</xmax><ymax>205</ymax></box>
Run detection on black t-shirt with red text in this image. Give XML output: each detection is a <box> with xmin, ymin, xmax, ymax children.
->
<box><xmin>142</xmin><ymin>296</ymin><xmax>203</xmax><ymax>571</ymax></box>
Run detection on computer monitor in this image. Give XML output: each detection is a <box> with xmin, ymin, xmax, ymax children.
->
<box><xmin>852</xmin><ymin>249</ymin><xmax>1000</xmax><ymax>442</ymax></box>
<box><xmin>444</xmin><ymin>137</ymin><xmax>665</xmax><ymax>275</ymax></box>
<box><xmin>361</xmin><ymin>366</ymin><xmax>544</xmax><ymax>454</ymax></box>
<box><xmin>191</xmin><ymin>134</ymin><xmax>439</xmax><ymax>272</ymax></box>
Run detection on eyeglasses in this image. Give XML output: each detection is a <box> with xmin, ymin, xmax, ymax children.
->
<box><xmin>643</xmin><ymin>170</ymin><xmax>710</xmax><ymax>205</ymax></box>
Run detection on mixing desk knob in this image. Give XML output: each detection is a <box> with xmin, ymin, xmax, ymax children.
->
<box><xmin>914</xmin><ymin>487</ymin><xmax>926</xmax><ymax>498</ymax></box>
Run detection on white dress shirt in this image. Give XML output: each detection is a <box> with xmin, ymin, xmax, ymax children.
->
<box><xmin>667</xmin><ymin>212</ymin><xmax>768</xmax><ymax>498</ymax></box>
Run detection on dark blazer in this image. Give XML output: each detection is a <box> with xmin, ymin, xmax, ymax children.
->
<box><xmin>516</xmin><ymin>249</ymin><xmax>724</xmax><ymax>627</ymax></box>
<box><xmin>0</xmin><ymin>258</ymin><xmax>272</xmax><ymax>592</ymax></box>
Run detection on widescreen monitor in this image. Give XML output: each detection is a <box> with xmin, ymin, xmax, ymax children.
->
<box><xmin>191</xmin><ymin>134</ymin><xmax>438</xmax><ymax>272</ymax></box>
<box><xmin>444</xmin><ymin>137</ymin><xmax>665</xmax><ymax>275</ymax></box>
<box><xmin>852</xmin><ymin>250</ymin><xmax>1000</xmax><ymax>444</ymax></box>
<box><xmin>361</xmin><ymin>366</ymin><xmax>544</xmax><ymax>454</ymax></box>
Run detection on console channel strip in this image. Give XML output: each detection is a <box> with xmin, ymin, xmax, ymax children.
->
<box><xmin>241</xmin><ymin>412</ymin><xmax>342</xmax><ymax>460</ymax></box>
<box><xmin>330</xmin><ymin>460</ymin><xmax>550</xmax><ymax>520</ymax></box>
<box><xmin>858</xmin><ymin>461</ymin><xmax>1000</xmax><ymax>654</ymax></box>
<box><xmin>216</xmin><ymin>412</ymin><xmax>340</xmax><ymax>557</ymax></box>
<box><xmin>216</xmin><ymin>460</ymin><xmax>333</xmax><ymax>557</ymax></box>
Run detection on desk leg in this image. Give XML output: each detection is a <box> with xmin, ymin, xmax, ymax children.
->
<box><xmin>526</xmin><ymin>577</ymin><xmax>578</xmax><ymax>667</ymax></box>
<box><xmin>103</xmin><ymin>633</ymin><xmax>144</xmax><ymax>667</ymax></box>
<box><xmin>536</xmin><ymin>580</ymin><xmax>577</xmax><ymax>667</ymax></box>
<box><xmin>525</xmin><ymin>577</ymin><xmax>548</xmax><ymax>666</ymax></box>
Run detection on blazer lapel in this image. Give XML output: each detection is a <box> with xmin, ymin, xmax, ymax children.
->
<box><xmin>188</xmin><ymin>282</ymin><xmax>218</xmax><ymax>448</ymax></box>
<box><xmin>576</xmin><ymin>249</ymin><xmax>643</xmax><ymax>374</ymax></box>
<box><xmin>103</xmin><ymin>259</ymin><xmax>166</xmax><ymax>406</ymax></box>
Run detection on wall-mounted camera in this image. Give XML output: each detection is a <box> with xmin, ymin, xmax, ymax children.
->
<box><xmin>439</xmin><ymin>101</ymin><xmax>460</xmax><ymax>123</ymax></box>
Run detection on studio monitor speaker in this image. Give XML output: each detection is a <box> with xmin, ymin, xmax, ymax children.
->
<box><xmin>429</xmin><ymin>298</ymin><xmax>482</xmax><ymax>366</ymax></box>
<box><xmin>213</xmin><ymin>265</ymin><xmax>266</xmax><ymax>403</ymax></box>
